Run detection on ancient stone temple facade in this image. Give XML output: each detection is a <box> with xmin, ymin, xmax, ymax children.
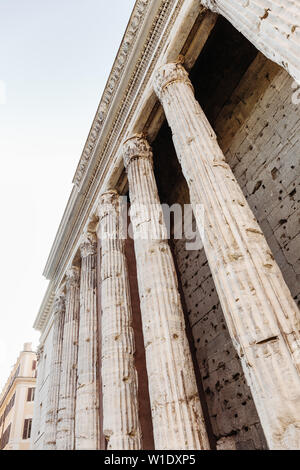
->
<box><xmin>32</xmin><ymin>0</ymin><xmax>300</xmax><ymax>450</ymax></box>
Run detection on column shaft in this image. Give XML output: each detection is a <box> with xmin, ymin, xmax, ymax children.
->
<box><xmin>98</xmin><ymin>190</ymin><xmax>142</xmax><ymax>450</ymax></box>
<box><xmin>201</xmin><ymin>0</ymin><xmax>300</xmax><ymax>84</ymax></box>
<box><xmin>43</xmin><ymin>293</ymin><xmax>65</xmax><ymax>449</ymax></box>
<box><xmin>56</xmin><ymin>267</ymin><xmax>80</xmax><ymax>450</ymax></box>
<box><xmin>123</xmin><ymin>136</ymin><xmax>210</xmax><ymax>450</ymax></box>
<box><xmin>75</xmin><ymin>233</ymin><xmax>100</xmax><ymax>449</ymax></box>
<box><xmin>154</xmin><ymin>62</ymin><xmax>300</xmax><ymax>449</ymax></box>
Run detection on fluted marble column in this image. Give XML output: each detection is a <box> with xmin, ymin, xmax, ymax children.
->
<box><xmin>75</xmin><ymin>233</ymin><xmax>100</xmax><ymax>449</ymax></box>
<box><xmin>201</xmin><ymin>0</ymin><xmax>300</xmax><ymax>84</ymax></box>
<box><xmin>123</xmin><ymin>136</ymin><xmax>209</xmax><ymax>450</ymax></box>
<box><xmin>98</xmin><ymin>190</ymin><xmax>142</xmax><ymax>450</ymax></box>
<box><xmin>154</xmin><ymin>62</ymin><xmax>300</xmax><ymax>449</ymax></box>
<box><xmin>31</xmin><ymin>345</ymin><xmax>44</xmax><ymax>447</ymax></box>
<box><xmin>43</xmin><ymin>292</ymin><xmax>66</xmax><ymax>449</ymax></box>
<box><xmin>56</xmin><ymin>267</ymin><xmax>80</xmax><ymax>450</ymax></box>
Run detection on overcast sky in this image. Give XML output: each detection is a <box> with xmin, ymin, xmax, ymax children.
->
<box><xmin>0</xmin><ymin>0</ymin><xmax>135</xmax><ymax>389</ymax></box>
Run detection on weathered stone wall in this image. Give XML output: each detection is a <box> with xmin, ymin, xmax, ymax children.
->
<box><xmin>153</xmin><ymin>15</ymin><xmax>299</xmax><ymax>446</ymax></box>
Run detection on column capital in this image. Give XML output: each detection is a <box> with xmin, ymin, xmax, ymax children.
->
<box><xmin>153</xmin><ymin>62</ymin><xmax>193</xmax><ymax>101</ymax></box>
<box><xmin>123</xmin><ymin>134</ymin><xmax>153</xmax><ymax>169</ymax></box>
<box><xmin>98</xmin><ymin>189</ymin><xmax>120</xmax><ymax>219</ymax></box>
<box><xmin>155</xmin><ymin>54</ymin><xmax>300</xmax><ymax>449</ymax></box>
<box><xmin>66</xmin><ymin>266</ymin><xmax>80</xmax><ymax>288</ymax></box>
<box><xmin>53</xmin><ymin>291</ymin><xmax>66</xmax><ymax>316</ymax></box>
<box><xmin>100</xmin><ymin>188</ymin><xmax>142</xmax><ymax>449</ymax></box>
<box><xmin>80</xmin><ymin>232</ymin><xmax>97</xmax><ymax>258</ymax></box>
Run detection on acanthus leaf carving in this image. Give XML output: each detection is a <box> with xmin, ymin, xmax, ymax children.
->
<box><xmin>80</xmin><ymin>232</ymin><xmax>97</xmax><ymax>258</ymax></box>
<box><xmin>123</xmin><ymin>134</ymin><xmax>153</xmax><ymax>169</ymax></box>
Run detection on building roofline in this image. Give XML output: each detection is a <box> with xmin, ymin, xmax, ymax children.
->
<box><xmin>34</xmin><ymin>0</ymin><xmax>217</xmax><ymax>332</ymax></box>
<box><xmin>42</xmin><ymin>0</ymin><xmax>159</xmax><ymax>280</ymax></box>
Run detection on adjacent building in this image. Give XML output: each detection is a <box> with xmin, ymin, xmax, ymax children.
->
<box><xmin>0</xmin><ymin>343</ymin><xmax>37</xmax><ymax>450</ymax></box>
<box><xmin>32</xmin><ymin>0</ymin><xmax>300</xmax><ymax>450</ymax></box>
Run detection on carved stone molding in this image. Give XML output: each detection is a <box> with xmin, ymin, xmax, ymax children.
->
<box><xmin>76</xmin><ymin>230</ymin><xmax>100</xmax><ymax>449</ymax></box>
<box><xmin>97</xmin><ymin>190</ymin><xmax>127</xmax><ymax>243</ymax></box>
<box><xmin>99</xmin><ymin>190</ymin><xmax>142</xmax><ymax>449</ymax></box>
<box><xmin>56</xmin><ymin>264</ymin><xmax>80</xmax><ymax>450</ymax></box>
<box><xmin>123</xmin><ymin>135</ymin><xmax>153</xmax><ymax>169</ymax></box>
<box><xmin>42</xmin><ymin>0</ymin><xmax>187</xmax><ymax>300</ymax></box>
<box><xmin>73</xmin><ymin>0</ymin><xmax>152</xmax><ymax>187</ymax></box>
<box><xmin>53</xmin><ymin>292</ymin><xmax>66</xmax><ymax>316</ymax></box>
<box><xmin>98</xmin><ymin>190</ymin><xmax>120</xmax><ymax>219</ymax></box>
<box><xmin>80</xmin><ymin>232</ymin><xmax>97</xmax><ymax>258</ymax></box>
<box><xmin>123</xmin><ymin>137</ymin><xmax>209</xmax><ymax>450</ymax></box>
<box><xmin>153</xmin><ymin>61</ymin><xmax>193</xmax><ymax>101</ymax></box>
<box><xmin>200</xmin><ymin>0</ymin><xmax>218</xmax><ymax>12</ymax></box>
<box><xmin>154</xmin><ymin>61</ymin><xmax>300</xmax><ymax>450</ymax></box>
<box><xmin>72</xmin><ymin>0</ymin><xmax>186</xmax><ymax>188</ymax></box>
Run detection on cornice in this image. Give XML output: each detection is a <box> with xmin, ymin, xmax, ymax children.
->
<box><xmin>37</xmin><ymin>1</ymin><xmax>216</xmax><ymax>332</ymax></box>
<box><xmin>43</xmin><ymin>0</ymin><xmax>184</xmax><ymax>282</ymax></box>
<box><xmin>73</xmin><ymin>0</ymin><xmax>152</xmax><ymax>189</ymax></box>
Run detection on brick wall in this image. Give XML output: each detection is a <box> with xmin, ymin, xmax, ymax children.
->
<box><xmin>219</xmin><ymin>66</ymin><xmax>300</xmax><ymax>307</ymax></box>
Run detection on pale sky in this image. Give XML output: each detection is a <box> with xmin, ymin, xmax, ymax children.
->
<box><xmin>0</xmin><ymin>0</ymin><xmax>136</xmax><ymax>389</ymax></box>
